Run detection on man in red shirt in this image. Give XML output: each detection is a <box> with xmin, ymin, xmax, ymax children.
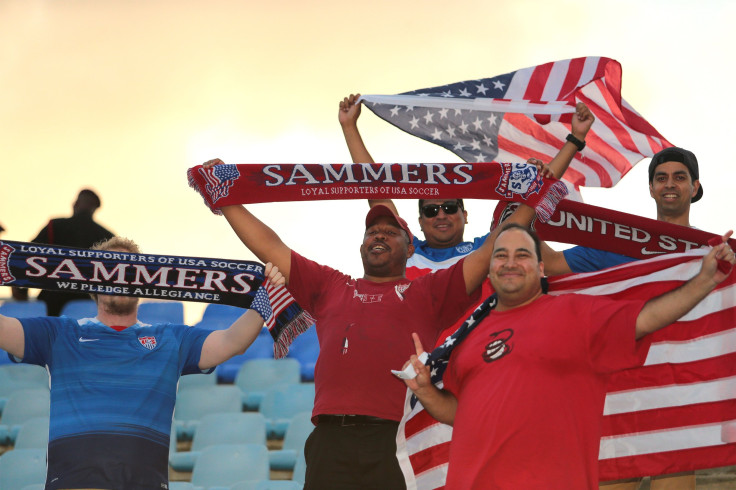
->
<box><xmin>403</xmin><ymin>223</ymin><xmax>734</xmax><ymax>489</ymax></box>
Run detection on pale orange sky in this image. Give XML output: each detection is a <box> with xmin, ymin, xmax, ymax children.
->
<box><xmin>1</xmin><ymin>0</ymin><xmax>734</xmax><ymax>297</ymax></box>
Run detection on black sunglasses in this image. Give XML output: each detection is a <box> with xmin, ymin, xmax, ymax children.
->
<box><xmin>421</xmin><ymin>202</ymin><xmax>461</xmax><ymax>218</ymax></box>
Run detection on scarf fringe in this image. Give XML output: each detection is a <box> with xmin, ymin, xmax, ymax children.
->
<box><xmin>534</xmin><ymin>180</ymin><xmax>568</xmax><ymax>223</ymax></box>
<box><xmin>271</xmin><ymin>310</ymin><xmax>316</xmax><ymax>359</ymax></box>
<box><xmin>187</xmin><ymin>167</ymin><xmax>223</xmax><ymax>216</ymax></box>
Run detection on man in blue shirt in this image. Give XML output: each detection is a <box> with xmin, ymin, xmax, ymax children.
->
<box><xmin>541</xmin><ymin>147</ymin><xmax>702</xmax><ymax>276</ymax></box>
<box><xmin>338</xmin><ymin>93</ymin><xmax>594</xmax><ymax>279</ymax></box>
<box><xmin>541</xmin><ymin>148</ymin><xmax>703</xmax><ymax>489</ymax></box>
<box><xmin>0</xmin><ymin>236</ymin><xmax>281</xmax><ymax>490</ymax></box>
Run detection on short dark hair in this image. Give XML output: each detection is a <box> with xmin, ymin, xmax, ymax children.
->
<box><xmin>78</xmin><ymin>189</ymin><xmax>102</xmax><ymax>209</ymax></box>
<box><xmin>497</xmin><ymin>223</ymin><xmax>542</xmax><ymax>262</ymax></box>
<box><xmin>417</xmin><ymin>198</ymin><xmax>464</xmax><ymax>216</ymax></box>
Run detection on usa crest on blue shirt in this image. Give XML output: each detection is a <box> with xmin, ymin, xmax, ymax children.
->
<box><xmin>138</xmin><ymin>336</ymin><xmax>157</xmax><ymax>350</ymax></box>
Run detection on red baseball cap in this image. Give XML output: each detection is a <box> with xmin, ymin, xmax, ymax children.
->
<box><xmin>365</xmin><ymin>205</ymin><xmax>414</xmax><ymax>242</ymax></box>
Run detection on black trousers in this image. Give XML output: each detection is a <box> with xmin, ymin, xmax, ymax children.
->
<box><xmin>303</xmin><ymin>421</ymin><xmax>407</xmax><ymax>490</ymax></box>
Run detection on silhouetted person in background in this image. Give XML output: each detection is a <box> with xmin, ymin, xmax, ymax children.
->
<box><xmin>12</xmin><ymin>189</ymin><xmax>114</xmax><ymax>315</ymax></box>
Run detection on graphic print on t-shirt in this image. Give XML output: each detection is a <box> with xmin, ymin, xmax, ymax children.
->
<box><xmin>482</xmin><ymin>328</ymin><xmax>514</xmax><ymax>363</ymax></box>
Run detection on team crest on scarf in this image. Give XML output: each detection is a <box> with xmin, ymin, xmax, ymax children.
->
<box><xmin>198</xmin><ymin>164</ymin><xmax>241</xmax><ymax>203</ymax></box>
<box><xmin>495</xmin><ymin>162</ymin><xmax>544</xmax><ymax>200</ymax></box>
<box><xmin>0</xmin><ymin>243</ymin><xmax>17</xmax><ymax>284</ymax></box>
<box><xmin>138</xmin><ymin>336</ymin><xmax>157</xmax><ymax>350</ymax></box>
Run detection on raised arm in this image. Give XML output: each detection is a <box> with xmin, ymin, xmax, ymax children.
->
<box><xmin>339</xmin><ymin>93</ymin><xmax>400</xmax><ymax>215</ymax></box>
<box><xmin>401</xmin><ymin>333</ymin><xmax>458</xmax><ymax>425</ymax></box>
<box><xmin>202</xmin><ymin>159</ymin><xmax>293</xmax><ymax>280</ymax></box>
<box><xmin>0</xmin><ymin>315</ymin><xmax>25</xmax><ymax>359</ymax></box>
<box><xmin>199</xmin><ymin>263</ymin><xmax>285</xmax><ymax>369</ymax></box>
<box><xmin>462</xmin><ymin>102</ymin><xmax>595</xmax><ymax>292</ymax></box>
<box><xmin>635</xmin><ymin>231</ymin><xmax>735</xmax><ymax>339</ymax></box>
<box><xmin>536</xmin><ymin>102</ymin><xmax>595</xmax><ymax>274</ymax></box>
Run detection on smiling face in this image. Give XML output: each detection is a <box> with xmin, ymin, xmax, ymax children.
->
<box><xmin>360</xmin><ymin>216</ymin><xmax>414</xmax><ymax>280</ymax></box>
<box><xmin>649</xmin><ymin>161</ymin><xmax>699</xmax><ymax>224</ymax></box>
<box><xmin>489</xmin><ymin>227</ymin><xmax>544</xmax><ymax>310</ymax></box>
<box><xmin>418</xmin><ymin>199</ymin><xmax>468</xmax><ymax>248</ymax></box>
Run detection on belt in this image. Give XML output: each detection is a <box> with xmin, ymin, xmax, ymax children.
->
<box><xmin>316</xmin><ymin>414</ymin><xmax>398</xmax><ymax>426</ymax></box>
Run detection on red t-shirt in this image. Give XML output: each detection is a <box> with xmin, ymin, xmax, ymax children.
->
<box><xmin>443</xmin><ymin>294</ymin><xmax>650</xmax><ymax>489</ymax></box>
<box><xmin>288</xmin><ymin>252</ymin><xmax>480</xmax><ymax>422</ymax></box>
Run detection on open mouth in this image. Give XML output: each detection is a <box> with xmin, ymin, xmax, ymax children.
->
<box><xmin>369</xmin><ymin>243</ymin><xmax>389</xmax><ymax>253</ymax></box>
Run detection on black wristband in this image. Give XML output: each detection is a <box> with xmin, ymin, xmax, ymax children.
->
<box><xmin>566</xmin><ymin>133</ymin><xmax>586</xmax><ymax>151</ymax></box>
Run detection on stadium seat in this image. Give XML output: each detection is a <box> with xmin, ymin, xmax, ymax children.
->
<box><xmin>169</xmin><ymin>412</ymin><xmax>267</xmax><ymax>472</ymax></box>
<box><xmin>216</xmin><ymin>328</ymin><xmax>275</xmax><ymax>383</ymax></box>
<box><xmin>0</xmin><ymin>364</ymin><xmax>49</xmax><ymax>413</ymax></box>
<box><xmin>190</xmin><ymin>443</ymin><xmax>269</xmax><ymax>489</ymax></box>
<box><xmin>259</xmin><ymin>384</ymin><xmax>315</xmax><ymax>439</ymax></box>
<box><xmin>250</xmin><ymin>481</ymin><xmax>303</xmax><ymax>490</ymax></box>
<box><xmin>20</xmin><ymin>485</ymin><xmax>45</xmax><ymax>490</ymax></box>
<box><xmin>269</xmin><ymin>411</ymin><xmax>313</xmax><ymax>471</ymax></box>
<box><xmin>173</xmin><ymin>385</ymin><xmax>243</xmax><ymax>440</ymax></box>
<box><xmin>178</xmin><ymin>372</ymin><xmax>216</xmax><ymax>392</ymax></box>
<box><xmin>59</xmin><ymin>299</ymin><xmax>97</xmax><ymax>319</ymax></box>
<box><xmin>199</xmin><ymin>303</ymin><xmax>247</xmax><ymax>324</ymax></box>
<box><xmin>138</xmin><ymin>301</ymin><xmax>185</xmax><ymax>324</ymax></box>
<box><xmin>292</xmin><ymin>451</ymin><xmax>306</xmax><ymax>485</ymax></box>
<box><xmin>285</xmin><ymin>326</ymin><xmax>318</xmax><ymax>381</ymax></box>
<box><xmin>0</xmin><ymin>448</ymin><xmax>47</xmax><ymax>489</ymax></box>
<box><xmin>168</xmin><ymin>483</ymin><xmax>195</xmax><ymax>490</ymax></box>
<box><xmin>0</xmin><ymin>388</ymin><xmax>50</xmax><ymax>444</ymax></box>
<box><xmin>13</xmin><ymin>417</ymin><xmax>50</xmax><ymax>449</ymax></box>
<box><xmin>235</xmin><ymin>358</ymin><xmax>301</xmax><ymax>410</ymax></box>
<box><xmin>0</xmin><ymin>301</ymin><xmax>47</xmax><ymax>319</ymax></box>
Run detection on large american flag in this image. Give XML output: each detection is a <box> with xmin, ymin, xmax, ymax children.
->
<box><xmin>397</xmin><ymin>249</ymin><xmax>736</xmax><ymax>488</ymax></box>
<box><xmin>362</xmin><ymin>56</ymin><xmax>671</xmax><ymax>197</ymax></box>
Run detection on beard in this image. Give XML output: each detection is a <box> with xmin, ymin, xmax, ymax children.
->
<box><xmin>98</xmin><ymin>295</ymin><xmax>139</xmax><ymax>316</ymax></box>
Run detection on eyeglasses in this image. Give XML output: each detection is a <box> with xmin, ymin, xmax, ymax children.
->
<box><xmin>421</xmin><ymin>202</ymin><xmax>461</xmax><ymax>218</ymax></box>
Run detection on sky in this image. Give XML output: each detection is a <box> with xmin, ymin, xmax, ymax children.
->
<box><xmin>1</xmin><ymin>0</ymin><xmax>733</xmax><ymax>321</ymax></box>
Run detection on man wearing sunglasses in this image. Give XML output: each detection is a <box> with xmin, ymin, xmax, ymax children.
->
<box><xmin>339</xmin><ymin>93</ymin><xmax>589</xmax><ymax>283</ymax></box>
<box><xmin>199</xmin><ymin>98</ymin><xmax>592</xmax><ymax>490</ymax></box>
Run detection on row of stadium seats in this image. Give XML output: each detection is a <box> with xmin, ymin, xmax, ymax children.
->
<box><xmin>0</xmin><ymin>362</ymin><xmax>315</xmax><ymax>443</ymax></box>
<box><xmin>0</xmin><ymin>300</ymin><xmax>320</xmax><ymax>382</ymax></box>
<box><xmin>0</xmin><ymin>444</ymin><xmax>307</xmax><ymax>489</ymax></box>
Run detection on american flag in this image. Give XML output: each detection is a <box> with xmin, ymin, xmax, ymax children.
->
<box><xmin>198</xmin><ymin>164</ymin><xmax>241</xmax><ymax>203</ymax></box>
<box><xmin>262</xmin><ymin>281</ymin><xmax>296</xmax><ymax>332</ymax></box>
<box><xmin>362</xmin><ymin>57</ymin><xmax>671</xmax><ymax>197</ymax></box>
<box><xmin>397</xmin><ymin>249</ymin><xmax>736</xmax><ymax>488</ymax></box>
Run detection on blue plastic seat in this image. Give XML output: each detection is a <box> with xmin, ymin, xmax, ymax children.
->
<box><xmin>13</xmin><ymin>417</ymin><xmax>50</xmax><ymax>449</ymax></box>
<box><xmin>286</xmin><ymin>326</ymin><xmax>318</xmax><ymax>381</ymax></box>
<box><xmin>169</xmin><ymin>412</ymin><xmax>267</xmax><ymax>472</ymax></box>
<box><xmin>269</xmin><ymin>411</ymin><xmax>313</xmax><ymax>471</ymax></box>
<box><xmin>0</xmin><ymin>388</ymin><xmax>50</xmax><ymax>444</ymax></box>
<box><xmin>0</xmin><ymin>301</ymin><xmax>47</xmax><ymax>318</ymax></box>
<box><xmin>59</xmin><ymin>299</ymin><xmax>97</xmax><ymax>319</ymax></box>
<box><xmin>173</xmin><ymin>386</ymin><xmax>243</xmax><ymax>441</ymax></box>
<box><xmin>138</xmin><ymin>301</ymin><xmax>185</xmax><ymax>324</ymax></box>
<box><xmin>235</xmin><ymin>358</ymin><xmax>302</xmax><ymax>411</ymax></box>
<box><xmin>168</xmin><ymin>483</ymin><xmax>195</xmax><ymax>490</ymax></box>
<box><xmin>251</xmin><ymin>481</ymin><xmax>304</xmax><ymax>490</ymax></box>
<box><xmin>200</xmin><ymin>303</ymin><xmax>247</xmax><ymax>324</ymax></box>
<box><xmin>259</xmin><ymin>384</ymin><xmax>315</xmax><ymax>439</ymax></box>
<box><xmin>292</xmin><ymin>450</ymin><xmax>306</xmax><ymax>485</ymax></box>
<box><xmin>178</xmin><ymin>372</ymin><xmax>217</xmax><ymax>392</ymax></box>
<box><xmin>216</xmin><ymin>328</ymin><xmax>276</xmax><ymax>384</ymax></box>
<box><xmin>0</xmin><ymin>364</ymin><xmax>49</xmax><ymax>413</ymax></box>
<box><xmin>0</xmin><ymin>448</ymin><xmax>48</xmax><ymax>489</ymax></box>
<box><xmin>190</xmin><ymin>443</ymin><xmax>269</xmax><ymax>488</ymax></box>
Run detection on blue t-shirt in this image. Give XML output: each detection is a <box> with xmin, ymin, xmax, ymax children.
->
<box><xmin>15</xmin><ymin>316</ymin><xmax>212</xmax><ymax>489</ymax></box>
<box><xmin>407</xmin><ymin>233</ymin><xmax>490</xmax><ymax>275</ymax></box>
<box><xmin>562</xmin><ymin>246</ymin><xmax>635</xmax><ymax>273</ymax></box>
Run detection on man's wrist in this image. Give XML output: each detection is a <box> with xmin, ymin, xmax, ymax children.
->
<box><xmin>566</xmin><ymin>133</ymin><xmax>586</xmax><ymax>151</ymax></box>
